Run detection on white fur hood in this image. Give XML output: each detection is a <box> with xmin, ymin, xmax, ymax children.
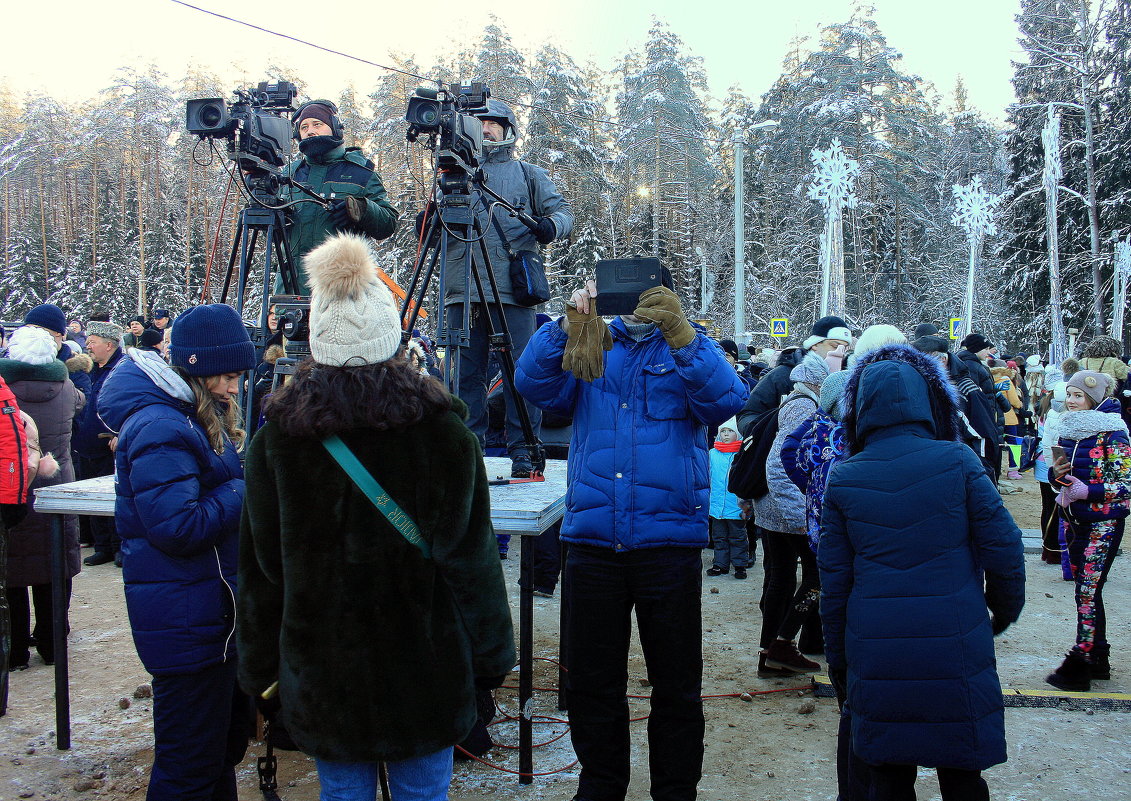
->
<box><xmin>1058</xmin><ymin>407</ymin><xmax>1128</xmax><ymax>442</ymax></box>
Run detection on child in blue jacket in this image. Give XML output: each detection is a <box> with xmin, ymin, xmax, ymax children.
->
<box><xmin>708</xmin><ymin>418</ymin><xmax>749</xmax><ymax>578</ymax></box>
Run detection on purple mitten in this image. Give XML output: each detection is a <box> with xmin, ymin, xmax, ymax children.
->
<box><xmin>1063</xmin><ymin>475</ymin><xmax>1089</xmax><ymax>502</ymax></box>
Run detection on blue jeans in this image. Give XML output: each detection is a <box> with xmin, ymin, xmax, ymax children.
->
<box><xmin>445</xmin><ymin>303</ymin><xmax>541</xmax><ymax>457</ymax></box>
<box><xmin>315</xmin><ymin>748</ymin><xmax>454</xmax><ymax>801</ymax></box>
<box><xmin>564</xmin><ymin>544</ymin><xmax>704</xmax><ymax>801</ymax></box>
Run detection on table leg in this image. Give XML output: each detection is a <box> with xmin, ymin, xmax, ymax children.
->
<box><xmin>51</xmin><ymin>515</ymin><xmax>70</xmax><ymax>750</ymax></box>
<box><xmin>519</xmin><ymin>533</ymin><xmax>533</xmax><ymax>783</ymax></box>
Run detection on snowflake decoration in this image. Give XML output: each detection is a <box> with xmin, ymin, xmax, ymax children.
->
<box><xmin>807</xmin><ymin>139</ymin><xmax>861</xmax><ymax>210</ymax></box>
<box><xmin>1116</xmin><ymin>237</ymin><xmax>1131</xmax><ymax>279</ymax></box>
<box><xmin>951</xmin><ymin>176</ymin><xmax>1001</xmax><ymax>243</ymax></box>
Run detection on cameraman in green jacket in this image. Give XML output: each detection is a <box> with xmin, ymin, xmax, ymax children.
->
<box><xmin>275</xmin><ymin>99</ymin><xmax>398</xmax><ymax>295</ymax></box>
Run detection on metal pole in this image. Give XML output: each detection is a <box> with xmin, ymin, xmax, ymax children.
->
<box><xmin>518</xmin><ymin>534</ymin><xmax>534</xmax><ymax>784</ymax></box>
<box><xmin>733</xmin><ymin>132</ymin><xmax>745</xmax><ymax>343</ymax></box>
<box><xmin>51</xmin><ymin>514</ymin><xmax>70</xmax><ymax>749</ymax></box>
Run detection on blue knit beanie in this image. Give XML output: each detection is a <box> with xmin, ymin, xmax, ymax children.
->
<box><xmin>23</xmin><ymin>304</ymin><xmax>67</xmax><ymax>335</ymax></box>
<box><xmin>169</xmin><ymin>304</ymin><xmax>256</xmax><ymax>376</ymax></box>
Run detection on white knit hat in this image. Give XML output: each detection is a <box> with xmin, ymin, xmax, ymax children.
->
<box><xmin>303</xmin><ymin>234</ymin><xmax>403</xmax><ymax>367</ymax></box>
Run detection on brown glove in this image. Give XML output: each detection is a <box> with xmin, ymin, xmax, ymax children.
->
<box><xmin>562</xmin><ymin>299</ymin><xmax>613</xmax><ymax>382</ymax></box>
<box><xmin>633</xmin><ymin>286</ymin><xmax>695</xmax><ymax>350</ymax></box>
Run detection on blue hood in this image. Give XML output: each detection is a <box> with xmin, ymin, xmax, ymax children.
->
<box><xmin>844</xmin><ymin>344</ymin><xmax>962</xmax><ymax>453</ymax></box>
<box><xmin>99</xmin><ymin>350</ymin><xmax>195</xmax><ymax>432</ymax></box>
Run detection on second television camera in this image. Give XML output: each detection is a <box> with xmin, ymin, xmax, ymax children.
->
<box><xmin>186</xmin><ymin>81</ymin><xmax>298</xmax><ymax>176</ymax></box>
<box><xmin>405</xmin><ymin>82</ymin><xmax>490</xmax><ymax>174</ymax></box>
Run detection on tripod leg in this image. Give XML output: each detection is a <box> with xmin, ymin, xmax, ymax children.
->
<box><xmin>219</xmin><ymin>214</ymin><xmax>245</xmax><ymax>305</ymax></box>
<box><xmin>465</xmin><ymin>225</ymin><xmax>544</xmax><ymax>473</ymax></box>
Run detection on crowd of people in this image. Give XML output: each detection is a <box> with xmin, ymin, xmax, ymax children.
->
<box><xmin>0</xmin><ymin>94</ymin><xmax>1126</xmax><ymax>801</ymax></box>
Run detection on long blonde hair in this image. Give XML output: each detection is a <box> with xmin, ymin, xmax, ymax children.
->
<box><xmin>182</xmin><ymin>373</ymin><xmax>246</xmax><ymax>454</ymax></box>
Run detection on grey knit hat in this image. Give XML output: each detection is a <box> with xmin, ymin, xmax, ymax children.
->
<box><xmin>86</xmin><ymin>321</ymin><xmax>124</xmax><ymax>343</ymax></box>
<box><xmin>1066</xmin><ymin>370</ymin><xmax>1112</xmax><ymax>408</ymax></box>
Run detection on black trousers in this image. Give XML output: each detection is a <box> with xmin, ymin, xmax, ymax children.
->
<box><xmin>6</xmin><ymin>582</ymin><xmax>69</xmax><ymax>667</ymax></box>
<box><xmin>148</xmin><ymin>659</ymin><xmax>249</xmax><ymax>801</ymax></box>
<box><xmin>77</xmin><ymin>452</ymin><xmax>117</xmax><ymax>556</ymax></box>
<box><xmin>446</xmin><ymin>303</ymin><xmax>541</xmax><ymax>457</ymax></box>
<box><xmin>865</xmin><ymin>762</ymin><xmax>988</xmax><ymax>801</ymax></box>
<box><xmin>759</xmin><ymin>530</ymin><xmax>820</xmax><ymax>647</ymax></box>
<box><xmin>517</xmin><ymin>520</ymin><xmax>563</xmax><ymax>594</ymax></box>
<box><xmin>564</xmin><ymin>544</ymin><xmax>704</xmax><ymax>801</ymax></box>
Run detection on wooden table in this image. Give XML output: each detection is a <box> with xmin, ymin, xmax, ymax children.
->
<box><xmin>35</xmin><ymin>459</ymin><xmax>566</xmax><ymax>783</ymax></box>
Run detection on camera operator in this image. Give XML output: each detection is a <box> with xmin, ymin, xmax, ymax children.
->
<box><xmin>276</xmin><ymin>100</ymin><xmax>398</xmax><ymax>295</ymax></box>
<box><xmin>515</xmin><ymin>277</ymin><xmax>747</xmax><ymax>801</ymax></box>
<box><xmin>436</xmin><ymin>100</ymin><xmax>573</xmax><ymax>478</ymax></box>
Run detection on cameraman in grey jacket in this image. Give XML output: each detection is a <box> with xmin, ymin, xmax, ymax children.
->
<box><xmin>441</xmin><ymin>99</ymin><xmax>573</xmax><ymax>478</ymax></box>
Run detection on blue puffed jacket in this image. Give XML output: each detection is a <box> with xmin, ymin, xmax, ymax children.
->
<box><xmin>515</xmin><ymin>317</ymin><xmax>747</xmax><ymax>550</ymax></box>
<box><xmin>99</xmin><ymin>350</ymin><xmax>243</xmax><ymax>676</ymax></box>
<box><xmin>819</xmin><ymin>348</ymin><xmax>1025</xmax><ymax>772</ymax></box>
<box><xmin>708</xmin><ymin>446</ymin><xmax>743</xmax><ymax>520</ymax></box>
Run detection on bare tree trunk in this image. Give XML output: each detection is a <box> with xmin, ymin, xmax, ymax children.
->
<box><xmin>185</xmin><ymin>154</ymin><xmax>193</xmax><ymax>289</ymax></box>
<box><xmin>37</xmin><ymin>167</ymin><xmax>48</xmax><ymax>295</ymax></box>
<box><xmin>137</xmin><ymin>167</ymin><xmax>147</xmax><ymax>313</ymax></box>
<box><xmin>1081</xmin><ymin>70</ymin><xmax>1105</xmax><ymax>332</ymax></box>
<box><xmin>91</xmin><ymin>158</ymin><xmax>98</xmax><ymax>268</ymax></box>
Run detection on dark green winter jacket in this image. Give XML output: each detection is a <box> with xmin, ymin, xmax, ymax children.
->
<box><xmin>237</xmin><ymin>399</ymin><xmax>515</xmax><ymax>763</ymax></box>
<box><xmin>276</xmin><ymin>144</ymin><xmax>398</xmax><ymax>295</ymax></box>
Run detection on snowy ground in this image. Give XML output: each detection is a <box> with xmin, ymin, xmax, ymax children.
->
<box><xmin>1</xmin><ymin>473</ymin><xmax>1129</xmax><ymax>800</ymax></box>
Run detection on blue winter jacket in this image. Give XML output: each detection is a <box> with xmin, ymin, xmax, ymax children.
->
<box><xmin>819</xmin><ymin>358</ymin><xmax>1025</xmax><ymax>771</ymax></box>
<box><xmin>708</xmin><ymin>446</ymin><xmax>743</xmax><ymax>520</ymax></box>
<box><xmin>515</xmin><ymin>318</ymin><xmax>747</xmax><ymax>550</ymax></box>
<box><xmin>72</xmin><ymin>347</ymin><xmax>123</xmax><ymax>458</ymax></box>
<box><xmin>99</xmin><ymin>350</ymin><xmax>243</xmax><ymax>676</ymax></box>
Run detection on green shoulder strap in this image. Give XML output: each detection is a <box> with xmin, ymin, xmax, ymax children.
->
<box><xmin>321</xmin><ymin>435</ymin><xmax>431</xmax><ymax>559</ymax></box>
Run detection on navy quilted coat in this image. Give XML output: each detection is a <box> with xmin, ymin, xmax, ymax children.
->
<box><xmin>99</xmin><ymin>351</ymin><xmax>243</xmax><ymax>676</ymax></box>
<box><xmin>819</xmin><ymin>352</ymin><xmax>1025</xmax><ymax>771</ymax></box>
<box><xmin>515</xmin><ymin>318</ymin><xmax>747</xmax><ymax>550</ymax></box>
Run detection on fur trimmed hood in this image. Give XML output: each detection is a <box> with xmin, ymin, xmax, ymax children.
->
<box><xmin>66</xmin><ymin>352</ymin><xmax>94</xmax><ymax>374</ymax></box>
<box><xmin>1057</xmin><ymin>397</ymin><xmax>1128</xmax><ymax>441</ymax></box>
<box><xmin>1078</xmin><ymin>355</ymin><xmax>1129</xmax><ymax>383</ymax></box>
<box><xmin>843</xmin><ymin>343</ymin><xmax>962</xmax><ymax>454</ymax></box>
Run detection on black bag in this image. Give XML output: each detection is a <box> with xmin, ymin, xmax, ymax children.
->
<box><xmin>508</xmin><ymin>249</ymin><xmax>551</xmax><ymax>307</ymax></box>
<box><xmin>490</xmin><ymin>162</ymin><xmax>551</xmax><ymax>307</ymax></box>
<box><xmin>727</xmin><ymin>395</ymin><xmax>798</xmax><ymax>500</ymax></box>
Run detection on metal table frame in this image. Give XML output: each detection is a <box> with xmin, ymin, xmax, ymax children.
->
<box><xmin>34</xmin><ymin>459</ymin><xmax>566</xmax><ymax>784</ymax></box>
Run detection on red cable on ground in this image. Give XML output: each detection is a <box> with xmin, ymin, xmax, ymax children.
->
<box><xmin>201</xmin><ymin>171</ymin><xmax>235</xmax><ymax>302</ymax></box>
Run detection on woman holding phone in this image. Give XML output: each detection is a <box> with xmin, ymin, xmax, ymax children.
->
<box><xmin>1047</xmin><ymin>370</ymin><xmax>1131</xmax><ymax>691</ymax></box>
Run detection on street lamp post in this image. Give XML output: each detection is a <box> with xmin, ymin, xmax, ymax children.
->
<box><xmin>734</xmin><ymin>120</ymin><xmax>779</xmax><ymax>345</ymax></box>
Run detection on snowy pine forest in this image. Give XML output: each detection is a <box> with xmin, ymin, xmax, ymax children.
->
<box><xmin>2</xmin><ymin>3</ymin><xmax>1130</xmax><ymax>353</ymax></box>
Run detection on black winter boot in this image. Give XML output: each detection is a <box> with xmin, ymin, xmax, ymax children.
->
<box><xmin>1046</xmin><ymin>648</ymin><xmax>1091</xmax><ymax>692</ymax></box>
<box><xmin>1091</xmin><ymin>644</ymin><xmax>1111</xmax><ymax>681</ymax></box>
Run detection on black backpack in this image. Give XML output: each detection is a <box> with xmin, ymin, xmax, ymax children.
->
<box><xmin>727</xmin><ymin>394</ymin><xmax>804</xmax><ymax>500</ymax></box>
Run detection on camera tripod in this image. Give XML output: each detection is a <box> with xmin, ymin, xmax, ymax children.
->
<box><xmin>219</xmin><ymin>170</ymin><xmax>325</xmax><ymax>432</ymax></box>
<box><xmin>401</xmin><ymin>168</ymin><xmax>546</xmax><ymax>480</ymax></box>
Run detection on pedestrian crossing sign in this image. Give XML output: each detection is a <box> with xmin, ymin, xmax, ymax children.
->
<box><xmin>771</xmin><ymin>319</ymin><xmax>788</xmax><ymax>338</ymax></box>
<box><xmin>949</xmin><ymin>318</ymin><xmax>962</xmax><ymax>340</ymax></box>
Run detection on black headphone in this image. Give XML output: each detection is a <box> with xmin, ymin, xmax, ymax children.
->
<box><xmin>292</xmin><ymin>99</ymin><xmax>343</xmax><ymax>141</ymax></box>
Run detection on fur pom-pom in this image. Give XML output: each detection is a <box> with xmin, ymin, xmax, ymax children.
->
<box><xmin>8</xmin><ymin>326</ymin><xmax>59</xmax><ymax>365</ymax></box>
<box><xmin>66</xmin><ymin>352</ymin><xmax>94</xmax><ymax>373</ymax></box>
<box><xmin>303</xmin><ymin>233</ymin><xmax>377</xmax><ymax>301</ymax></box>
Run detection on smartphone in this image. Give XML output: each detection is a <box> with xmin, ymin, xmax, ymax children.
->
<box><xmin>1051</xmin><ymin>445</ymin><xmax>1072</xmax><ymax>486</ymax></box>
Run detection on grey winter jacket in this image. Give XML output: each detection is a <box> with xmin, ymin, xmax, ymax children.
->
<box><xmin>442</xmin><ymin>143</ymin><xmax>573</xmax><ymax>307</ymax></box>
<box><xmin>755</xmin><ymin>384</ymin><xmax>818</xmax><ymax>535</ymax></box>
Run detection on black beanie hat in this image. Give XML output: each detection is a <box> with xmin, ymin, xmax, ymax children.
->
<box><xmin>803</xmin><ymin>316</ymin><xmax>852</xmax><ymax>350</ymax></box>
<box><xmin>295</xmin><ymin>102</ymin><xmax>334</xmax><ymax>128</ymax></box>
<box><xmin>718</xmin><ymin>339</ymin><xmax>740</xmax><ymax>359</ymax></box>
<box><xmin>169</xmin><ymin>304</ymin><xmax>256</xmax><ymax>377</ymax></box>
<box><xmin>912</xmin><ymin>335</ymin><xmax>950</xmax><ymax>355</ymax></box>
<box><xmin>960</xmin><ymin>333</ymin><xmax>993</xmax><ymax>353</ymax></box>
<box><xmin>139</xmin><ymin>328</ymin><xmax>164</xmax><ymax>349</ymax></box>
<box><xmin>913</xmin><ymin>323</ymin><xmax>940</xmax><ymax>339</ymax></box>
<box><xmin>23</xmin><ymin>303</ymin><xmax>67</xmax><ymax>335</ymax></box>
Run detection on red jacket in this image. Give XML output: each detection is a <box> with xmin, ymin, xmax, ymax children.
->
<box><xmin>0</xmin><ymin>375</ymin><xmax>28</xmax><ymax>506</ymax></box>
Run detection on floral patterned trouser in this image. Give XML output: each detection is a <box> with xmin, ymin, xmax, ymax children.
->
<box><xmin>1067</xmin><ymin>517</ymin><xmax>1125</xmax><ymax>652</ymax></box>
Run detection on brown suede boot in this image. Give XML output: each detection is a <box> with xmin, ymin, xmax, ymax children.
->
<box><xmin>763</xmin><ymin>639</ymin><xmax>821</xmax><ymax>673</ymax></box>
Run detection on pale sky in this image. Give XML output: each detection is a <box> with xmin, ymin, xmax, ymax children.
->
<box><xmin>5</xmin><ymin>0</ymin><xmax>1024</xmax><ymax>121</ymax></box>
